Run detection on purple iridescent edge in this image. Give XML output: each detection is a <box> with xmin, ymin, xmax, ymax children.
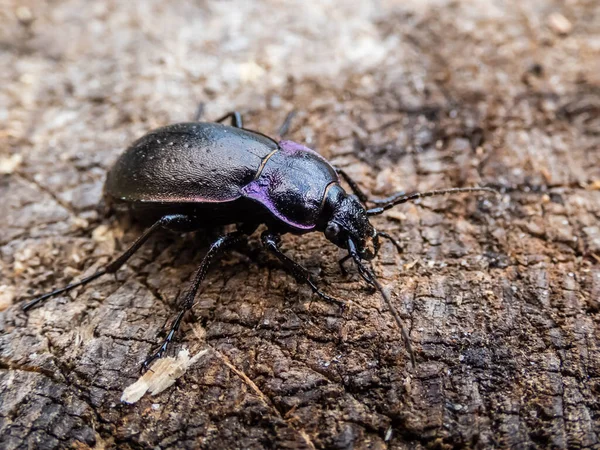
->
<box><xmin>278</xmin><ymin>140</ymin><xmax>318</xmax><ymax>155</ymax></box>
<box><xmin>241</xmin><ymin>179</ymin><xmax>315</xmax><ymax>230</ymax></box>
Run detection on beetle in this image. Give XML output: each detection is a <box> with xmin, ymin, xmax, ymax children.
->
<box><xmin>23</xmin><ymin>111</ymin><xmax>497</xmax><ymax>370</ymax></box>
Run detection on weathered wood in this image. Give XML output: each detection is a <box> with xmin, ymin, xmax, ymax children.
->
<box><xmin>1</xmin><ymin>1</ymin><xmax>599</xmax><ymax>449</ymax></box>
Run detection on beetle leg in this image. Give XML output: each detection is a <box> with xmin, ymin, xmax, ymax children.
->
<box><xmin>336</xmin><ymin>168</ymin><xmax>413</xmax><ymax>206</ymax></box>
<box><xmin>338</xmin><ymin>254</ymin><xmax>351</xmax><ymax>276</ymax></box>
<box><xmin>339</xmin><ymin>251</ymin><xmax>375</xmax><ymax>293</ymax></box>
<box><xmin>261</xmin><ymin>231</ymin><xmax>345</xmax><ymax>307</ymax></box>
<box><xmin>23</xmin><ymin>214</ymin><xmax>196</xmax><ymax>311</ymax></box>
<box><xmin>335</xmin><ymin>168</ymin><xmax>370</xmax><ymax>204</ymax></box>
<box><xmin>214</xmin><ymin>111</ymin><xmax>243</xmax><ymax>128</ymax></box>
<box><xmin>142</xmin><ymin>231</ymin><xmax>246</xmax><ymax>372</ymax></box>
<box><xmin>277</xmin><ymin>110</ymin><xmax>296</xmax><ymax>138</ymax></box>
<box><xmin>194</xmin><ymin>103</ymin><xmax>205</xmax><ymax>121</ymax></box>
<box><xmin>377</xmin><ymin>231</ymin><xmax>403</xmax><ymax>253</ymax></box>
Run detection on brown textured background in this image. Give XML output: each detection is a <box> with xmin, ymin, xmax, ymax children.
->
<box><xmin>1</xmin><ymin>1</ymin><xmax>600</xmax><ymax>449</ymax></box>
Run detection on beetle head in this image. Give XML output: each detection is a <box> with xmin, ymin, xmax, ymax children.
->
<box><xmin>323</xmin><ymin>186</ymin><xmax>379</xmax><ymax>260</ymax></box>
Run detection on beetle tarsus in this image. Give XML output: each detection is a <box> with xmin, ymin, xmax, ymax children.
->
<box><xmin>338</xmin><ymin>254</ymin><xmax>351</xmax><ymax>276</ymax></box>
<box><xmin>141</xmin><ymin>231</ymin><xmax>246</xmax><ymax>372</ymax></box>
<box><xmin>141</xmin><ymin>348</ymin><xmax>165</xmax><ymax>374</ymax></box>
<box><xmin>23</xmin><ymin>214</ymin><xmax>195</xmax><ymax>311</ymax></box>
<box><xmin>23</xmin><ymin>271</ymin><xmax>107</xmax><ymax>311</ymax></box>
<box><xmin>377</xmin><ymin>231</ymin><xmax>403</xmax><ymax>253</ymax></box>
<box><xmin>141</xmin><ymin>322</ymin><xmax>180</xmax><ymax>373</ymax></box>
<box><xmin>309</xmin><ymin>282</ymin><xmax>345</xmax><ymax>307</ymax></box>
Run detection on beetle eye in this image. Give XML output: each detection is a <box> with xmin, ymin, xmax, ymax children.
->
<box><xmin>325</xmin><ymin>222</ymin><xmax>341</xmax><ymax>242</ymax></box>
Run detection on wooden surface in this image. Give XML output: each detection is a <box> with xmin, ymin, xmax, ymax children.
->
<box><xmin>1</xmin><ymin>1</ymin><xmax>599</xmax><ymax>449</ymax></box>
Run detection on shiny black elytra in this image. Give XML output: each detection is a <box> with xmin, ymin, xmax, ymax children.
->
<box><xmin>24</xmin><ymin>111</ymin><xmax>496</xmax><ymax>370</ymax></box>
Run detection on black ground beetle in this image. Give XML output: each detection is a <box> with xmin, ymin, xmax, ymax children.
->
<box><xmin>24</xmin><ymin>111</ymin><xmax>496</xmax><ymax>370</ymax></box>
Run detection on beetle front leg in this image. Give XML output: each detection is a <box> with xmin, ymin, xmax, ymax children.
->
<box><xmin>261</xmin><ymin>231</ymin><xmax>344</xmax><ymax>307</ymax></box>
<box><xmin>142</xmin><ymin>230</ymin><xmax>246</xmax><ymax>372</ymax></box>
<box><xmin>338</xmin><ymin>254</ymin><xmax>351</xmax><ymax>276</ymax></box>
<box><xmin>335</xmin><ymin>168</ymin><xmax>370</xmax><ymax>204</ymax></box>
<box><xmin>377</xmin><ymin>231</ymin><xmax>403</xmax><ymax>253</ymax></box>
<box><xmin>336</xmin><ymin>168</ymin><xmax>410</xmax><ymax>206</ymax></box>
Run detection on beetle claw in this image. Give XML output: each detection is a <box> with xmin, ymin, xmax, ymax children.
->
<box><xmin>313</xmin><ymin>289</ymin><xmax>346</xmax><ymax>310</ymax></box>
<box><xmin>338</xmin><ymin>255</ymin><xmax>351</xmax><ymax>276</ymax></box>
<box><xmin>140</xmin><ymin>347</ymin><xmax>166</xmax><ymax>374</ymax></box>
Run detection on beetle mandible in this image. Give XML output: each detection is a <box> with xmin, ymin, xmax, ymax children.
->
<box><xmin>24</xmin><ymin>111</ymin><xmax>497</xmax><ymax>370</ymax></box>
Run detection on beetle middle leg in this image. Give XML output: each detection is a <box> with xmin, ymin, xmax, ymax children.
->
<box><xmin>142</xmin><ymin>230</ymin><xmax>246</xmax><ymax>371</ymax></box>
<box><xmin>23</xmin><ymin>214</ymin><xmax>197</xmax><ymax>311</ymax></box>
<box><xmin>261</xmin><ymin>231</ymin><xmax>344</xmax><ymax>307</ymax></box>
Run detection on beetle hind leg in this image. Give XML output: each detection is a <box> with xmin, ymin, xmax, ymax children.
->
<box><xmin>23</xmin><ymin>214</ymin><xmax>196</xmax><ymax>311</ymax></box>
<box><xmin>141</xmin><ymin>230</ymin><xmax>246</xmax><ymax>372</ymax></box>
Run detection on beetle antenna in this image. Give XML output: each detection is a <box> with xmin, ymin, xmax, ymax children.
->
<box><xmin>367</xmin><ymin>187</ymin><xmax>499</xmax><ymax>216</ymax></box>
<box><xmin>348</xmin><ymin>239</ymin><xmax>416</xmax><ymax>367</ymax></box>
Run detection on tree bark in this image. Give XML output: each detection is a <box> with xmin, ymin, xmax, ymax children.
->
<box><xmin>1</xmin><ymin>1</ymin><xmax>599</xmax><ymax>449</ymax></box>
